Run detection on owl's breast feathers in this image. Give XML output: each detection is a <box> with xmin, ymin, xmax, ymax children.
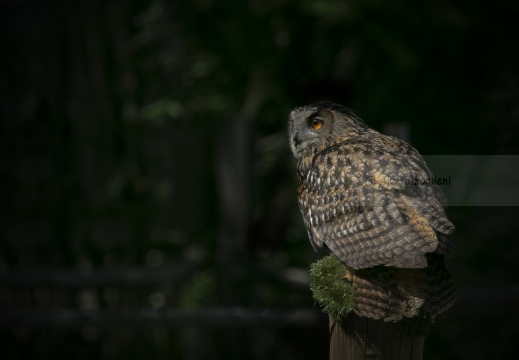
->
<box><xmin>297</xmin><ymin>132</ymin><xmax>455</xmax><ymax>270</ymax></box>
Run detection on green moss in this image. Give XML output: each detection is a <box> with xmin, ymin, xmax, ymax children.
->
<box><xmin>309</xmin><ymin>254</ymin><xmax>354</xmax><ymax>321</ymax></box>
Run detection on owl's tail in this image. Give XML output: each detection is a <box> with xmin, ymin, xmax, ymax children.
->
<box><xmin>351</xmin><ymin>253</ymin><xmax>456</xmax><ymax>322</ymax></box>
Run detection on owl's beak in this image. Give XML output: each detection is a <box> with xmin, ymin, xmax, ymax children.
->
<box><xmin>292</xmin><ymin>132</ymin><xmax>302</xmax><ymax>148</ymax></box>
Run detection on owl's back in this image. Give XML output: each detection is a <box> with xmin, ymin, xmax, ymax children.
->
<box><xmin>297</xmin><ymin>131</ymin><xmax>453</xmax><ymax>270</ymax></box>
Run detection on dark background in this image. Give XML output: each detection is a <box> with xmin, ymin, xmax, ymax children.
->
<box><xmin>1</xmin><ymin>0</ymin><xmax>519</xmax><ymax>359</ymax></box>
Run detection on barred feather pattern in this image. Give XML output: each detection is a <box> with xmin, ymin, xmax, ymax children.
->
<box><xmin>351</xmin><ymin>253</ymin><xmax>455</xmax><ymax>321</ymax></box>
<box><xmin>290</xmin><ymin>103</ymin><xmax>456</xmax><ymax>322</ymax></box>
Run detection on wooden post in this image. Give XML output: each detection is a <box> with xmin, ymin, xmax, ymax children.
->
<box><xmin>329</xmin><ymin>314</ymin><xmax>424</xmax><ymax>360</ymax></box>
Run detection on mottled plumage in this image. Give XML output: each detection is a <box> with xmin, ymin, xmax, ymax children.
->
<box><xmin>289</xmin><ymin>103</ymin><xmax>455</xmax><ymax>321</ymax></box>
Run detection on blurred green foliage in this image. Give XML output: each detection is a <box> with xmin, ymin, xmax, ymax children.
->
<box><xmin>179</xmin><ymin>270</ymin><xmax>217</xmax><ymax>309</ymax></box>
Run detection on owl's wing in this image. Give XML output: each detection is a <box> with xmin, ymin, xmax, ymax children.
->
<box><xmin>298</xmin><ymin>138</ymin><xmax>454</xmax><ymax>270</ymax></box>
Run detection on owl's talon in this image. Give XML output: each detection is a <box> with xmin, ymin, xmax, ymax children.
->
<box><xmin>341</xmin><ymin>269</ymin><xmax>354</xmax><ymax>283</ymax></box>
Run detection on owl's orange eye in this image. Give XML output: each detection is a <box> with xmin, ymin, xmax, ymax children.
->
<box><xmin>310</xmin><ymin>118</ymin><xmax>323</xmax><ymax>130</ymax></box>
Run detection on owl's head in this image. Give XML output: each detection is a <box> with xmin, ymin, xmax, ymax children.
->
<box><xmin>288</xmin><ymin>103</ymin><xmax>367</xmax><ymax>159</ymax></box>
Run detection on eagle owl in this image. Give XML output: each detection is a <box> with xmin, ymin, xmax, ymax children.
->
<box><xmin>288</xmin><ymin>103</ymin><xmax>455</xmax><ymax>322</ymax></box>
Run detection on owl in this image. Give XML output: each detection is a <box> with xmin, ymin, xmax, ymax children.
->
<box><xmin>288</xmin><ymin>103</ymin><xmax>455</xmax><ymax>322</ymax></box>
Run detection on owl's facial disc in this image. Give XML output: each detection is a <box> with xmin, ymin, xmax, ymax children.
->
<box><xmin>289</xmin><ymin>107</ymin><xmax>331</xmax><ymax>157</ymax></box>
<box><xmin>291</xmin><ymin>127</ymin><xmax>318</xmax><ymax>148</ymax></box>
<box><xmin>289</xmin><ymin>107</ymin><xmax>330</xmax><ymax>157</ymax></box>
<box><xmin>290</xmin><ymin>124</ymin><xmax>323</xmax><ymax>158</ymax></box>
<box><xmin>289</xmin><ymin>103</ymin><xmax>369</xmax><ymax>159</ymax></box>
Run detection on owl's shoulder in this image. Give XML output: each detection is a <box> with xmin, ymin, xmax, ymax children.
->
<box><xmin>304</xmin><ymin>131</ymin><xmax>413</xmax><ymax>169</ymax></box>
<box><xmin>297</xmin><ymin>131</ymin><xmax>430</xmax><ymax>194</ymax></box>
